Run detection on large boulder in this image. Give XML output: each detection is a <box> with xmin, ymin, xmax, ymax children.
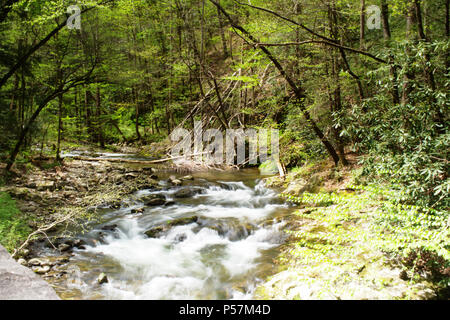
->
<box><xmin>0</xmin><ymin>245</ymin><xmax>60</xmax><ymax>300</ymax></box>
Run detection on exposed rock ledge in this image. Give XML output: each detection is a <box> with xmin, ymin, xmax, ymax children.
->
<box><xmin>0</xmin><ymin>245</ymin><xmax>59</xmax><ymax>300</ymax></box>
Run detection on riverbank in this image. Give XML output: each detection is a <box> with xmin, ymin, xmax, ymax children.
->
<box><xmin>256</xmin><ymin>159</ymin><xmax>449</xmax><ymax>300</ymax></box>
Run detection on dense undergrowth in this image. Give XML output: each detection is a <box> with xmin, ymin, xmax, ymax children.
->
<box><xmin>278</xmin><ymin>173</ymin><xmax>449</xmax><ymax>297</ymax></box>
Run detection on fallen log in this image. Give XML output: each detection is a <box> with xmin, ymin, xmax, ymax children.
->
<box><xmin>70</xmin><ymin>152</ymin><xmax>211</xmax><ymax>165</ymax></box>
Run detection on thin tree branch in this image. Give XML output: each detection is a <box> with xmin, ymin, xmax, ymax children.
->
<box><xmin>254</xmin><ymin>41</ymin><xmax>387</xmax><ymax>64</ymax></box>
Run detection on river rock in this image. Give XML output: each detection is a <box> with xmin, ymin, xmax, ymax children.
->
<box><xmin>144</xmin><ymin>226</ymin><xmax>167</xmax><ymax>238</ymax></box>
<box><xmin>17</xmin><ymin>258</ymin><xmax>27</xmax><ymax>266</ymax></box>
<box><xmin>131</xmin><ymin>208</ymin><xmax>144</xmax><ymax>214</ymax></box>
<box><xmin>283</xmin><ymin>178</ymin><xmax>308</xmax><ymax>196</ymax></box>
<box><xmin>97</xmin><ymin>273</ymin><xmax>109</xmax><ymax>285</ymax></box>
<box><xmin>174</xmin><ymin>233</ymin><xmax>187</xmax><ymax>243</ymax></box>
<box><xmin>73</xmin><ymin>239</ymin><xmax>86</xmax><ymax>248</ymax></box>
<box><xmin>171</xmin><ymin>179</ymin><xmax>182</xmax><ymax>186</ymax></box>
<box><xmin>146</xmin><ymin>198</ymin><xmax>166</xmax><ymax>206</ymax></box>
<box><xmin>173</xmin><ymin>188</ymin><xmax>199</xmax><ymax>199</ymax></box>
<box><xmin>25</xmin><ymin>182</ymin><xmax>37</xmax><ymax>189</ymax></box>
<box><xmin>28</xmin><ymin>258</ymin><xmax>54</xmax><ymax>267</ymax></box>
<box><xmin>58</xmin><ymin>243</ymin><xmax>72</xmax><ymax>252</ymax></box>
<box><xmin>36</xmin><ymin>181</ymin><xmax>56</xmax><ymax>191</ymax></box>
<box><xmin>124</xmin><ymin>173</ymin><xmax>138</xmax><ymax>180</ymax></box>
<box><xmin>167</xmin><ymin>216</ymin><xmax>199</xmax><ymax>227</ymax></box>
<box><xmin>101</xmin><ymin>224</ymin><xmax>118</xmax><ymax>231</ymax></box>
<box><xmin>142</xmin><ymin>194</ymin><xmax>166</xmax><ymax>206</ymax></box>
<box><xmin>55</xmin><ymin>256</ymin><xmax>70</xmax><ymax>264</ymax></box>
<box><xmin>168</xmin><ymin>176</ymin><xmax>183</xmax><ymax>186</ymax></box>
<box><xmin>181</xmin><ymin>175</ymin><xmax>194</xmax><ymax>181</ymax></box>
<box><xmin>33</xmin><ymin>265</ymin><xmax>51</xmax><ymax>274</ymax></box>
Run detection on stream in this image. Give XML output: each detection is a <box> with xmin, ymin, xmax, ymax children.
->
<box><xmin>41</xmin><ymin>153</ymin><xmax>298</xmax><ymax>300</ymax></box>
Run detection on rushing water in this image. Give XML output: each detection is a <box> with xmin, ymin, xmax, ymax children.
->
<box><xmin>49</xmin><ymin>168</ymin><xmax>296</xmax><ymax>300</ymax></box>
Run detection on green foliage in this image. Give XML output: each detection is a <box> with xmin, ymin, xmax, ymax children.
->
<box><xmin>258</xmin><ymin>159</ymin><xmax>278</xmax><ymax>175</ymax></box>
<box><xmin>336</xmin><ymin>39</ymin><xmax>450</xmax><ymax>209</ymax></box>
<box><xmin>281</xmin><ymin>184</ymin><xmax>449</xmax><ymax>290</ymax></box>
<box><xmin>0</xmin><ymin>192</ymin><xmax>30</xmax><ymax>252</ymax></box>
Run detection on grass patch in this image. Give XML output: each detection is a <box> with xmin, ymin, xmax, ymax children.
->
<box><xmin>0</xmin><ymin>192</ymin><xmax>30</xmax><ymax>253</ymax></box>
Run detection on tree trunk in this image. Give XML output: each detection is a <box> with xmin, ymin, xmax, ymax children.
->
<box><xmin>360</xmin><ymin>0</ymin><xmax>366</xmax><ymax>50</ymax></box>
<box><xmin>7</xmin><ymin>90</ymin><xmax>62</xmax><ymax>171</ymax></box>
<box><xmin>329</xmin><ymin>3</ymin><xmax>348</xmax><ymax>165</ymax></box>
<box><xmin>134</xmin><ymin>86</ymin><xmax>142</xmax><ymax>140</ymax></box>
<box><xmin>380</xmin><ymin>0</ymin><xmax>391</xmax><ymax>39</ymax></box>
<box><xmin>381</xmin><ymin>0</ymin><xmax>400</xmax><ymax>105</ymax></box>
<box><xmin>401</xmin><ymin>4</ymin><xmax>416</xmax><ymax>106</ymax></box>
<box><xmin>96</xmin><ymin>85</ymin><xmax>105</xmax><ymax>148</ymax></box>
<box><xmin>446</xmin><ymin>0</ymin><xmax>450</xmax><ymax>70</ymax></box>
<box><xmin>55</xmin><ymin>93</ymin><xmax>63</xmax><ymax>162</ymax></box>
<box><xmin>216</xmin><ymin>2</ymin><xmax>228</xmax><ymax>58</ymax></box>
